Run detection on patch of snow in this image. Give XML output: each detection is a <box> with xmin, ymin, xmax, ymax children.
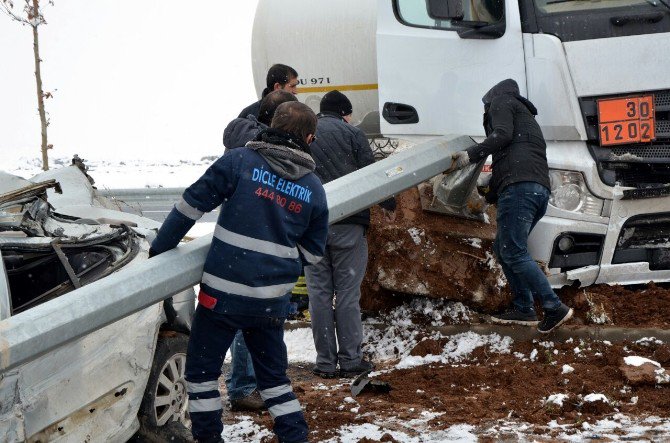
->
<box><xmin>396</xmin><ymin>332</ymin><xmax>513</xmax><ymax>369</ymax></box>
<box><xmin>283</xmin><ymin>328</ymin><xmax>317</xmax><ymax>363</ymax></box>
<box><xmin>623</xmin><ymin>356</ymin><xmax>661</xmax><ymax>368</ymax></box>
<box><xmin>656</xmin><ymin>368</ymin><xmax>670</xmax><ymax>384</ymax></box>
<box><xmin>221</xmin><ymin>415</ymin><xmax>272</xmax><ymax>442</ymax></box>
<box><xmin>583</xmin><ymin>393</ymin><xmax>609</xmax><ymax>403</ymax></box>
<box><xmin>464</xmin><ymin>237</ymin><xmax>482</xmax><ymax>248</ymax></box>
<box><xmin>635</xmin><ymin>337</ymin><xmax>664</xmax><ymax>346</ymax></box>
<box><xmin>544</xmin><ymin>393</ymin><xmax>569</xmax><ymax>407</ymax></box>
<box><xmin>407</xmin><ymin>227</ymin><xmax>424</xmax><ymax>245</ymax></box>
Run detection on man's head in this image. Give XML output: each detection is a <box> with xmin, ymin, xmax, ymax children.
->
<box><xmin>320</xmin><ymin>90</ymin><xmax>353</xmax><ymax>122</ymax></box>
<box><xmin>271</xmin><ymin>102</ymin><xmax>317</xmax><ymax>146</ymax></box>
<box><xmin>266</xmin><ymin>64</ymin><xmax>299</xmax><ymax>95</ymax></box>
<box><xmin>258</xmin><ymin>90</ymin><xmax>298</xmax><ymax>125</ymax></box>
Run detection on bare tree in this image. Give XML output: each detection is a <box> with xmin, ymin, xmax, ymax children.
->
<box><xmin>2</xmin><ymin>0</ymin><xmax>54</xmax><ymax>171</ymax></box>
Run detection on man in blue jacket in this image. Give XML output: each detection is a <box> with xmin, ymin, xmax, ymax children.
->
<box><xmin>220</xmin><ymin>89</ymin><xmax>298</xmax><ymax>413</ymax></box>
<box><xmin>150</xmin><ymin>101</ymin><xmax>328</xmax><ymax>443</ymax></box>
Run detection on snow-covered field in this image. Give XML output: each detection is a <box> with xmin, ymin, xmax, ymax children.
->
<box><xmin>6</xmin><ymin>156</ymin><xmax>213</xmax><ymax>190</ymax></box>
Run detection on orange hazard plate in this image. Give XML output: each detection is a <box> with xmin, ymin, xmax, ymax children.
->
<box><xmin>597</xmin><ymin>95</ymin><xmax>655</xmax><ymax>146</ymax></box>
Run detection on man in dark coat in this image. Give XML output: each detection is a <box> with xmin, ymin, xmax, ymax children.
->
<box><xmin>450</xmin><ymin>79</ymin><xmax>573</xmax><ymax>334</ymax></box>
<box><xmin>305</xmin><ymin>90</ymin><xmax>396</xmax><ymax>378</ymax></box>
<box><xmin>224</xmin><ymin>90</ymin><xmax>297</xmax><ymax>150</ymax></box>
<box><xmin>151</xmin><ymin>102</ymin><xmax>327</xmax><ymax>443</ymax></box>
<box><xmin>238</xmin><ymin>64</ymin><xmax>299</xmax><ymax>119</ymax></box>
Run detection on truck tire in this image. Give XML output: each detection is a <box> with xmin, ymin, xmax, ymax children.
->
<box><xmin>138</xmin><ymin>332</ymin><xmax>191</xmax><ymax>439</ymax></box>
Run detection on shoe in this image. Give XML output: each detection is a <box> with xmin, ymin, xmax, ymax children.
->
<box><xmin>312</xmin><ymin>367</ymin><xmax>339</xmax><ymax>379</ymax></box>
<box><xmin>230</xmin><ymin>389</ymin><xmax>265</xmax><ymax>411</ymax></box>
<box><xmin>490</xmin><ymin>308</ymin><xmax>539</xmax><ymax>326</ymax></box>
<box><xmin>538</xmin><ymin>303</ymin><xmax>574</xmax><ymax>334</ymax></box>
<box><xmin>340</xmin><ymin>359</ymin><xmax>374</xmax><ymax>378</ymax></box>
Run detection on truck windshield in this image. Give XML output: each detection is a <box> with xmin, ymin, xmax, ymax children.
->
<box><xmin>537</xmin><ymin>0</ymin><xmax>663</xmax><ymax>14</ymax></box>
<box><xmin>528</xmin><ymin>0</ymin><xmax>670</xmax><ymax>41</ymax></box>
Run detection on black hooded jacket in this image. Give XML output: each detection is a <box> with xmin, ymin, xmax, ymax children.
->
<box><xmin>310</xmin><ymin>112</ymin><xmax>396</xmax><ymax>226</ymax></box>
<box><xmin>466</xmin><ymin>79</ymin><xmax>550</xmax><ymax>201</ymax></box>
<box><xmin>237</xmin><ymin>87</ymin><xmax>271</xmax><ymax>119</ymax></box>
<box><xmin>223</xmin><ymin>114</ymin><xmax>267</xmax><ymax>149</ymax></box>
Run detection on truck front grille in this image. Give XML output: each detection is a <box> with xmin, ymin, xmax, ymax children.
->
<box><xmin>580</xmin><ymin>89</ymin><xmax>670</xmax><ymax>187</ymax></box>
<box><xmin>612</xmin><ymin>214</ymin><xmax>670</xmax><ymax>270</ymax></box>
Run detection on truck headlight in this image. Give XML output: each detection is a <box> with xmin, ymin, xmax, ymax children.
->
<box><xmin>549</xmin><ymin>170</ymin><xmax>604</xmax><ymax>216</ymax></box>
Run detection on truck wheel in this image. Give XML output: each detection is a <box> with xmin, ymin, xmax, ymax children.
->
<box><xmin>139</xmin><ymin>333</ymin><xmax>191</xmax><ymax>430</ymax></box>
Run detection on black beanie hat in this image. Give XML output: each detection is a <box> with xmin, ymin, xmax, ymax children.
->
<box><xmin>320</xmin><ymin>90</ymin><xmax>353</xmax><ymax>117</ymax></box>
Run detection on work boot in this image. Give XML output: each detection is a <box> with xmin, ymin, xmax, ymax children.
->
<box><xmin>490</xmin><ymin>308</ymin><xmax>539</xmax><ymax>326</ymax></box>
<box><xmin>312</xmin><ymin>366</ymin><xmax>339</xmax><ymax>379</ymax></box>
<box><xmin>229</xmin><ymin>389</ymin><xmax>265</xmax><ymax>411</ymax></box>
<box><xmin>538</xmin><ymin>303</ymin><xmax>574</xmax><ymax>334</ymax></box>
<box><xmin>340</xmin><ymin>359</ymin><xmax>374</xmax><ymax>378</ymax></box>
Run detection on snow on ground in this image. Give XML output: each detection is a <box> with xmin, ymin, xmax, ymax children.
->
<box><xmin>6</xmin><ymin>156</ymin><xmax>213</xmax><ymax>189</ymax></box>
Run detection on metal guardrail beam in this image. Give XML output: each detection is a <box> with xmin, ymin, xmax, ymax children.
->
<box><xmin>98</xmin><ymin>187</ymin><xmax>186</xmax><ymax>198</ymax></box>
<box><xmin>0</xmin><ymin>135</ymin><xmax>471</xmax><ymax>371</ymax></box>
<box><xmin>325</xmin><ymin>135</ymin><xmax>472</xmax><ymax>223</ymax></box>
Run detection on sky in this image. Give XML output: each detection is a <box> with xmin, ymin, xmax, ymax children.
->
<box><xmin>1</xmin><ymin>1</ymin><xmax>259</xmax><ymax>165</ymax></box>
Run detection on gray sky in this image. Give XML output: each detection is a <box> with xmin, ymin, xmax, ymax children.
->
<box><xmin>1</xmin><ymin>1</ymin><xmax>259</xmax><ymax>163</ymax></box>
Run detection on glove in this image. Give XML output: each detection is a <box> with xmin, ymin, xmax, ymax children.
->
<box><xmin>449</xmin><ymin>150</ymin><xmax>471</xmax><ymax>171</ymax></box>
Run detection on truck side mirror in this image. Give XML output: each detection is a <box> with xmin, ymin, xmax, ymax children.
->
<box><xmin>426</xmin><ymin>0</ymin><xmax>464</xmax><ymax>21</ymax></box>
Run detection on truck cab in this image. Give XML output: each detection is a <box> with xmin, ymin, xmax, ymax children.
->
<box><xmin>252</xmin><ymin>0</ymin><xmax>670</xmax><ymax>287</ymax></box>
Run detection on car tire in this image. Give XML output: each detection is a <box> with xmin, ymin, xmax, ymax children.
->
<box><xmin>137</xmin><ymin>332</ymin><xmax>192</xmax><ymax>440</ymax></box>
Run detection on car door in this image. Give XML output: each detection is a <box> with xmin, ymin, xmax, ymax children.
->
<box><xmin>376</xmin><ymin>0</ymin><xmax>527</xmax><ymax>139</ymax></box>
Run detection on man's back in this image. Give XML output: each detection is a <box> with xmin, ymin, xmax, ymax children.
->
<box><xmin>223</xmin><ymin>115</ymin><xmax>267</xmax><ymax>149</ymax></box>
<box><xmin>238</xmin><ymin>101</ymin><xmax>261</xmax><ymax>119</ymax></box>
<box><xmin>309</xmin><ymin>114</ymin><xmax>374</xmax><ymax>184</ymax></box>
<box><xmin>186</xmin><ymin>147</ymin><xmax>327</xmax><ymax>316</ymax></box>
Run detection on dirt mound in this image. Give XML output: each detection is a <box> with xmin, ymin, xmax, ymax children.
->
<box><xmin>362</xmin><ymin>187</ymin><xmax>509</xmax><ymax>313</ymax></box>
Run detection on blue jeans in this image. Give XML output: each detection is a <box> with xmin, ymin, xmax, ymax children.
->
<box><xmin>185</xmin><ymin>305</ymin><xmax>308</xmax><ymax>443</ymax></box>
<box><xmin>225</xmin><ymin>330</ymin><xmax>257</xmax><ymax>401</ymax></box>
<box><xmin>493</xmin><ymin>182</ymin><xmax>562</xmax><ymax>313</ymax></box>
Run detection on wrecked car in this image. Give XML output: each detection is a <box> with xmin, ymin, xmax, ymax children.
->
<box><xmin>0</xmin><ymin>165</ymin><xmax>194</xmax><ymax>442</ymax></box>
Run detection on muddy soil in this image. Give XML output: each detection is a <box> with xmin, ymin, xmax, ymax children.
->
<box><xmin>362</xmin><ymin>188</ymin><xmax>509</xmax><ymax>313</ymax></box>
<box><xmin>221</xmin><ymin>338</ymin><xmax>670</xmax><ymax>442</ymax></box>
<box><xmin>560</xmin><ymin>283</ymin><xmax>670</xmax><ymax>328</ymax></box>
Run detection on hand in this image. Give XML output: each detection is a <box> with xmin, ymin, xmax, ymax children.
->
<box><xmin>449</xmin><ymin>150</ymin><xmax>471</xmax><ymax>172</ymax></box>
<box><xmin>382</xmin><ymin>209</ymin><xmax>396</xmax><ymax>223</ymax></box>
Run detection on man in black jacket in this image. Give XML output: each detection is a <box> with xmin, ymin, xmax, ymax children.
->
<box><xmin>305</xmin><ymin>90</ymin><xmax>396</xmax><ymax>378</ymax></box>
<box><xmin>238</xmin><ymin>64</ymin><xmax>299</xmax><ymax>119</ymax></box>
<box><xmin>224</xmin><ymin>90</ymin><xmax>297</xmax><ymax>150</ymax></box>
<box><xmin>451</xmin><ymin>79</ymin><xmax>573</xmax><ymax>334</ymax></box>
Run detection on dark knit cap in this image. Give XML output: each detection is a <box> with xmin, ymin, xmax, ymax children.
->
<box><xmin>320</xmin><ymin>90</ymin><xmax>353</xmax><ymax>116</ymax></box>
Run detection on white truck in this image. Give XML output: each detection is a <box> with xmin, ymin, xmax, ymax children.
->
<box><xmin>252</xmin><ymin>0</ymin><xmax>670</xmax><ymax>287</ymax></box>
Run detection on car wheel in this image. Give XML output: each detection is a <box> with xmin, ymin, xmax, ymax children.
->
<box><xmin>140</xmin><ymin>333</ymin><xmax>191</xmax><ymax>429</ymax></box>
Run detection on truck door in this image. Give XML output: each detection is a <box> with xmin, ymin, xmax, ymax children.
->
<box><xmin>377</xmin><ymin>0</ymin><xmax>527</xmax><ymax>139</ymax></box>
